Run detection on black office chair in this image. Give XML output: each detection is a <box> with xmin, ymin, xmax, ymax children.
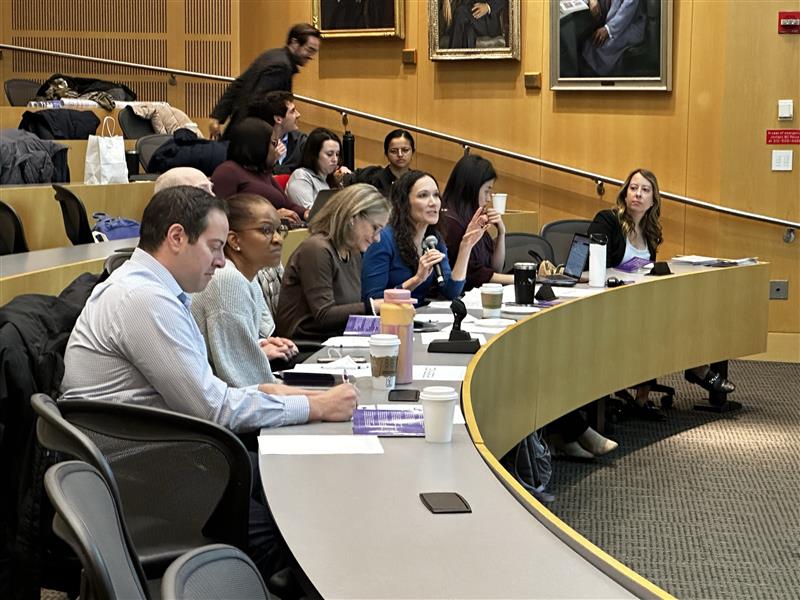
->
<box><xmin>161</xmin><ymin>544</ymin><xmax>270</xmax><ymax>600</ymax></box>
<box><xmin>52</xmin><ymin>184</ymin><xmax>101</xmax><ymax>245</ymax></box>
<box><xmin>503</xmin><ymin>233</ymin><xmax>555</xmax><ymax>273</ymax></box>
<box><xmin>119</xmin><ymin>106</ymin><xmax>156</xmax><ymax>140</ymax></box>
<box><xmin>0</xmin><ymin>199</ymin><xmax>30</xmax><ymax>255</ymax></box>
<box><xmin>44</xmin><ymin>461</ymin><xmax>151</xmax><ymax>600</ymax></box>
<box><xmin>102</xmin><ymin>247</ymin><xmax>136</xmax><ymax>276</ymax></box>
<box><xmin>136</xmin><ymin>133</ymin><xmax>173</xmax><ymax>173</ymax></box>
<box><xmin>50</xmin><ymin>396</ymin><xmax>252</xmax><ymax>577</ymax></box>
<box><xmin>540</xmin><ymin>219</ymin><xmax>591</xmax><ymax>265</ymax></box>
<box><xmin>4</xmin><ymin>78</ymin><xmax>40</xmax><ymax>106</ymax></box>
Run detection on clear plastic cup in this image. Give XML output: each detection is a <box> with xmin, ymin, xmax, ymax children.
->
<box><xmin>369</xmin><ymin>334</ymin><xmax>400</xmax><ymax>390</ymax></box>
<box><xmin>420</xmin><ymin>386</ymin><xmax>459</xmax><ymax>443</ymax></box>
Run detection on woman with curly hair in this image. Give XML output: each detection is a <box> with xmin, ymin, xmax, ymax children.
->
<box><xmin>588</xmin><ymin>168</ymin><xmax>735</xmax><ymax>420</ymax></box>
<box><xmin>361</xmin><ymin>169</ymin><xmax>487</xmax><ymax>304</ymax></box>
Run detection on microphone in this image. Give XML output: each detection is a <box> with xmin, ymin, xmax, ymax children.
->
<box><xmin>422</xmin><ymin>235</ymin><xmax>445</xmax><ymax>284</ymax></box>
<box><xmin>527</xmin><ymin>249</ymin><xmax>545</xmax><ymax>264</ymax></box>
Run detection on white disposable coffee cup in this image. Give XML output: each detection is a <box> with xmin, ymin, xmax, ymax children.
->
<box><xmin>369</xmin><ymin>334</ymin><xmax>400</xmax><ymax>390</ymax></box>
<box><xmin>480</xmin><ymin>283</ymin><xmax>503</xmax><ymax>318</ymax></box>
<box><xmin>491</xmin><ymin>192</ymin><xmax>507</xmax><ymax>214</ymax></box>
<box><xmin>420</xmin><ymin>386</ymin><xmax>459</xmax><ymax>443</ymax></box>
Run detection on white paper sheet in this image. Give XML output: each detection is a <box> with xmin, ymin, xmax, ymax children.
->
<box><xmin>322</xmin><ymin>336</ymin><xmax>371</xmax><ymax>347</ymax></box>
<box><xmin>550</xmin><ymin>286</ymin><xmax>605</xmax><ymax>298</ymax></box>
<box><xmin>412</xmin><ymin>365</ymin><xmax>467</xmax><ymax>381</ymax></box>
<box><xmin>288</xmin><ymin>362</ymin><xmax>372</xmax><ymax>378</ymax></box>
<box><xmin>258</xmin><ymin>435</ymin><xmax>383</xmax><ymax>455</ymax></box>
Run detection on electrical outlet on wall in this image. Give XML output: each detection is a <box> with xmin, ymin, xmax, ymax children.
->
<box><xmin>769</xmin><ymin>280</ymin><xmax>789</xmax><ymax>300</ymax></box>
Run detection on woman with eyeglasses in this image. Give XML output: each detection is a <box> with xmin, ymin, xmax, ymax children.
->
<box><xmin>191</xmin><ymin>193</ymin><xmax>299</xmax><ymax>386</ymax></box>
<box><xmin>375</xmin><ymin>129</ymin><xmax>415</xmax><ymax>195</ymax></box>
<box><xmin>285</xmin><ymin>127</ymin><xmax>350</xmax><ymax>210</ymax></box>
<box><xmin>276</xmin><ymin>184</ymin><xmax>391</xmax><ymax>341</ymax></box>
<box><xmin>211</xmin><ymin>117</ymin><xmax>308</xmax><ymax>223</ymax></box>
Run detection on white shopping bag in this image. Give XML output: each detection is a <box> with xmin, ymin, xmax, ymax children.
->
<box><xmin>84</xmin><ymin>116</ymin><xmax>128</xmax><ymax>184</ymax></box>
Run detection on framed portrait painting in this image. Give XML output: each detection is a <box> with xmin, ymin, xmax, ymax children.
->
<box><xmin>429</xmin><ymin>0</ymin><xmax>521</xmax><ymax>60</ymax></box>
<box><xmin>313</xmin><ymin>0</ymin><xmax>405</xmax><ymax>38</ymax></box>
<box><xmin>550</xmin><ymin>0</ymin><xmax>673</xmax><ymax>90</ymax></box>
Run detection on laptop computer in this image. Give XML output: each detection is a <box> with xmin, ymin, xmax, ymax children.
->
<box><xmin>537</xmin><ymin>232</ymin><xmax>590</xmax><ymax>287</ymax></box>
<box><xmin>307</xmin><ymin>189</ymin><xmax>338</xmax><ymax>222</ymax></box>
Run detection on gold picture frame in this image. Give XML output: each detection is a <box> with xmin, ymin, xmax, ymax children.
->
<box><xmin>429</xmin><ymin>0</ymin><xmax>520</xmax><ymax>61</ymax></box>
<box><xmin>550</xmin><ymin>0</ymin><xmax>673</xmax><ymax>90</ymax></box>
<box><xmin>312</xmin><ymin>0</ymin><xmax>405</xmax><ymax>39</ymax></box>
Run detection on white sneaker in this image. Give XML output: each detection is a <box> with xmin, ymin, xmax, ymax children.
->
<box><xmin>578</xmin><ymin>427</ymin><xmax>618</xmax><ymax>456</ymax></box>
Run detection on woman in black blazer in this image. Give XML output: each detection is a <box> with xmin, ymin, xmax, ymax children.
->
<box><xmin>588</xmin><ymin>168</ymin><xmax>736</xmax><ymax>420</ymax></box>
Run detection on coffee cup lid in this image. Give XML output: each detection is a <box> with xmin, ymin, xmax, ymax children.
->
<box><xmin>514</xmin><ymin>262</ymin><xmax>537</xmax><ymax>270</ymax></box>
<box><xmin>420</xmin><ymin>386</ymin><xmax>459</xmax><ymax>402</ymax></box>
<box><xmin>481</xmin><ymin>283</ymin><xmax>503</xmax><ymax>291</ymax></box>
<box><xmin>369</xmin><ymin>333</ymin><xmax>400</xmax><ymax>346</ymax></box>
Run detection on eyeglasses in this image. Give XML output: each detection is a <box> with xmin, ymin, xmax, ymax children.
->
<box><xmin>387</xmin><ymin>147</ymin><xmax>412</xmax><ymax>156</ymax></box>
<box><xmin>236</xmin><ymin>223</ymin><xmax>289</xmax><ymax>239</ymax></box>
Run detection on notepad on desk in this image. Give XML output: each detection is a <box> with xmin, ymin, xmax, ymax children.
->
<box><xmin>352</xmin><ymin>405</ymin><xmax>425</xmax><ymax>437</ymax></box>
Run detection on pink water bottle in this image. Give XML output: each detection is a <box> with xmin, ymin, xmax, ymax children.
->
<box><xmin>380</xmin><ymin>289</ymin><xmax>416</xmax><ymax>385</ymax></box>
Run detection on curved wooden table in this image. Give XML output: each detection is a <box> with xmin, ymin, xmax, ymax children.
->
<box><xmin>462</xmin><ymin>262</ymin><xmax>770</xmax><ymax>596</ymax></box>
<box><xmin>258</xmin><ymin>263</ymin><xmax>768</xmax><ymax>599</ymax></box>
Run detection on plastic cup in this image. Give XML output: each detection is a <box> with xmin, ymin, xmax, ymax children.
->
<box><xmin>491</xmin><ymin>192</ymin><xmax>507</xmax><ymax>214</ymax></box>
<box><xmin>369</xmin><ymin>334</ymin><xmax>400</xmax><ymax>390</ymax></box>
<box><xmin>480</xmin><ymin>283</ymin><xmax>504</xmax><ymax>318</ymax></box>
<box><xmin>420</xmin><ymin>386</ymin><xmax>459</xmax><ymax>443</ymax></box>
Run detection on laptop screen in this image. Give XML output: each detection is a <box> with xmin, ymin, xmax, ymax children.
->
<box><xmin>563</xmin><ymin>233</ymin><xmax>590</xmax><ymax>278</ymax></box>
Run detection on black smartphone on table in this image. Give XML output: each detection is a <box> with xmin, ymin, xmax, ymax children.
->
<box><xmin>387</xmin><ymin>389</ymin><xmax>420</xmax><ymax>402</ymax></box>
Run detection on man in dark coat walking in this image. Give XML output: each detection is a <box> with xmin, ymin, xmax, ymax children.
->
<box><xmin>208</xmin><ymin>23</ymin><xmax>321</xmax><ymax>140</ymax></box>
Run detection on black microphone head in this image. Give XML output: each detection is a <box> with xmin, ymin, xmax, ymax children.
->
<box><xmin>527</xmin><ymin>249</ymin><xmax>544</xmax><ymax>262</ymax></box>
<box><xmin>423</xmin><ymin>235</ymin><xmax>438</xmax><ymax>251</ymax></box>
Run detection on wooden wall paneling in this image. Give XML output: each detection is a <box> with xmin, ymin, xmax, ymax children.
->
<box><xmin>1</xmin><ymin>181</ymin><xmax>154</xmax><ymax>251</ymax></box>
<box><xmin>684</xmin><ymin>207</ymin><xmax>800</xmax><ymax>333</ymax></box>
<box><xmin>717</xmin><ymin>1</ymin><xmax>799</xmax><ymax>219</ymax></box>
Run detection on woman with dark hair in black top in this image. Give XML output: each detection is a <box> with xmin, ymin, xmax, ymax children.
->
<box><xmin>441</xmin><ymin>154</ymin><xmax>513</xmax><ymax>291</ymax></box>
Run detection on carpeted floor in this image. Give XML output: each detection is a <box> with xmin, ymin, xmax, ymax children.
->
<box><xmin>548</xmin><ymin>360</ymin><xmax>800</xmax><ymax>600</ymax></box>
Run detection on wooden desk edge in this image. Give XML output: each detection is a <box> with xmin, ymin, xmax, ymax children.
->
<box><xmin>462</xmin><ymin>264</ymin><xmax>771</xmax><ymax>599</ymax></box>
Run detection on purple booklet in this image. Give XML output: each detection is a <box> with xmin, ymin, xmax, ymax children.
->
<box><xmin>344</xmin><ymin>315</ymin><xmax>381</xmax><ymax>336</ymax></box>
<box><xmin>352</xmin><ymin>407</ymin><xmax>425</xmax><ymax>437</ymax></box>
<box><xmin>616</xmin><ymin>257</ymin><xmax>652</xmax><ymax>272</ymax></box>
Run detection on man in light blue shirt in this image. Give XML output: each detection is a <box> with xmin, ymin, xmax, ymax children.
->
<box><xmin>61</xmin><ymin>185</ymin><xmax>358</xmax><ymax>432</ymax></box>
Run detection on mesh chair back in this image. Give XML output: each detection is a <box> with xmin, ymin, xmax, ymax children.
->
<box><xmin>503</xmin><ymin>233</ymin><xmax>555</xmax><ymax>273</ymax></box>
<box><xmin>540</xmin><ymin>219</ymin><xmax>591</xmax><ymax>266</ymax></box>
<box><xmin>44</xmin><ymin>461</ymin><xmax>149</xmax><ymax>600</ymax></box>
<box><xmin>52</xmin><ymin>184</ymin><xmax>96</xmax><ymax>245</ymax></box>
<box><xmin>162</xmin><ymin>544</ymin><xmax>270</xmax><ymax>600</ymax></box>
<box><xmin>136</xmin><ymin>134</ymin><xmax>172</xmax><ymax>172</ymax></box>
<box><xmin>58</xmin><ymin>399</ymin><xmax>252</xmax><ymax>574</ymax></box>
<box><xmin>4</xmin><ymin>78</ymin><xmax>40</xmax><ymax>106</ymax></box>
<box><xmin>103</xmin><ymin>248</ymin><xmax>135</xmax><ymax>275</ymax></box>
<box><xmin>119</xmin><ymin>107</ymin><xmax>156</xmax><ymax>140</ymax></box>
<box><xmin>0</xmin><ymin>199</ymin><xmax>30</xmax><ymax>254</ymax></box>
<box><xmin>32</xmin><ymin>393</ymin><xmax>149</xmax><ymax>585</ymax></box>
